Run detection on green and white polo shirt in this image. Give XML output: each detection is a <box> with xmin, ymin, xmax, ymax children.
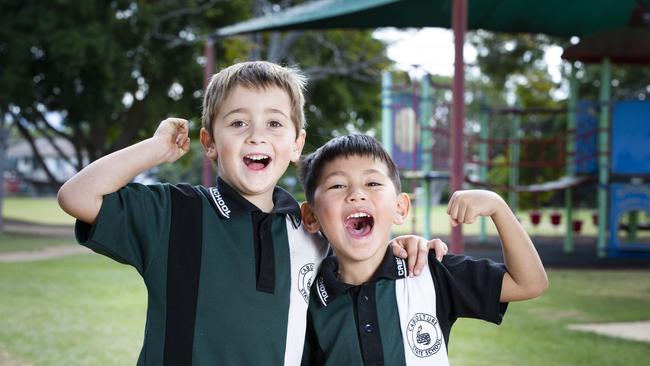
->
<box><xmin>302</xmin><ymin>248</ymin><xmax>507</xmax><ymax>365</ymax></box>
<box><xmin>76</xmin><ymin>177</ymin><xmax>329</xmax><ymax>365</ymax></box>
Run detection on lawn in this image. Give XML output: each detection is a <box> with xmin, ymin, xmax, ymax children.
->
<box><xmin>0</xmin><ymin>255</ymin><xmax>146</xmax><ymax>366</ymax></box>
<box><xmin>393</xmin><ymin>205</ymin><xmax>603</xmax><ymax>237</ymax></box>
<box><xmin>0</xmin><ymin>252</ymin><xmax>649</xmax><ymax>365</ymax></box>
<box><xmin>4</xmin><ymin>196</ymin><xmax>607</xmax><ymax>237</ymax></box>
<box><xmin>0</xmin><ymin>233</ymin><xmax>75</xmax><ymax>253</ymax></box>
<box><xmin>2</xmin><ymin>197</ymin><xmax>75</xmax><ymax>225</ymax></box>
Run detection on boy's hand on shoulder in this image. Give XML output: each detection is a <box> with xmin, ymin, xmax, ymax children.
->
<box><xmin>154</xmin><ymin>117</ymin><xmax>191</xmax><ymax>163</ymax></box>
<box><xmin>447</xmin><ymin>190</ymin><xmax>506</xmax><ymax>227</ymax></box>
<box><xmin>390</xmin><ymin>236</ymin><xmax>448</xmax><ymax>276</ymax></box>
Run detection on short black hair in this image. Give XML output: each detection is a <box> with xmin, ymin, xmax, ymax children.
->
<box><xmin>299</xmin><ymin>134</ymin><xmax>401</xmax><ymax>203</ymax></box>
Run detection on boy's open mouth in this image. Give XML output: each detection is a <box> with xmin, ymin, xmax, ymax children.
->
<box><xmin>344</xmin><ymin>212</ymin><xmax>374</xmax><ymax>239</ymax></box>
<box><xmin>243</xmin><ymin>154</ymin><xmax>271</xmax><ymax>171</ymax></box>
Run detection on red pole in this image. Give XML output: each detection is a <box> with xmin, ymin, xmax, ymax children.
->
<box><xmin>451</xmin><ymin>0</ymin><xmax>467</xmax><ymax>254</ymax></box>
<box><xmin>202</xmin><ymin>38</ymin><xmax>215</xmax><ymax>187</ymax></box>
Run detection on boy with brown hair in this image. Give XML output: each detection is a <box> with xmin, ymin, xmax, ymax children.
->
<box><xmin>299</xmin><ymin>134</ymin><xmax>548</xmax><ymax>365</ymax></box>
<box><xmin>58</xmin><ymin>61</ymin><xmax>445</xmax><ymax>365</ymax></box>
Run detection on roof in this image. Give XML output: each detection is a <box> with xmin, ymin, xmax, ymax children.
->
<box><xmin>215</xmin><ymin>0</ymin><xmax>648</xmax><ymax>38</ymax></box>
<box><xmin>7</xmin><ymin>137</ymin><xmax>76</xmax><ymax>158</ymax></box>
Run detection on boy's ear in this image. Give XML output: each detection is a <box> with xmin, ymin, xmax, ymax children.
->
<box><xmin>290</xmin><ymin>129</ymin><xmax>307</xmax><ymax>163</ymax></box>
<box><xmin>393</xmin><ymin>193</ymin><xmax>410</xmax><ymax>225</ymax></box>
<box><xmin>200</xmin><ymin>127</ymin><xmax>217</xmax><ymax>160</ymax></box>
<box><xmin>300</xmin><ymin>201</ymin><xmax>321</xmax><ymax>233</ymax></box>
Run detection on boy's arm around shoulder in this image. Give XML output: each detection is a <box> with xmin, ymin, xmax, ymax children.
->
<box><xmin>447</xmin><ymin>190</ymin><xmax>548</xmax><ymax>303</ymax></box>
<box><xmin>57</xmin><ymin>118</ymin><xmax>191</xmax><ymax>224</ymax></box>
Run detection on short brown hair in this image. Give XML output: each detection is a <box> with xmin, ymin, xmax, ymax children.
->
<box><xmin>299</xmin><ymin>134</ymin><xmax>402</xmax><ymax>204</ymax></box>
<box><xmin>201</xmin><ymin>61</ymin><xmax>307</xmax><ymax>138</ymax></box>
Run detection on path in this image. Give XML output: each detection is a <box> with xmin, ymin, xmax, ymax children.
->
<box><xmin>0</xmin><ymin>347</ymin><xmax>30</xmax><ymax>366</ymax></box>
<box><xmin>568</xmin><ymin>321</ymin><xmax>650</xmax><ymax>343</ymax></box>
<box><xmin>0</xmin><ymin>245</ymin><xmax>90</xmax><ymax>263</ymax></box>
<box><xmin>3</xmin><ymin>219</ymin><xmax>74</xmax><ymax>238</ymax></box>
<box><xmin>1</xmin><ymin>219</ymin><xmax>87</xmax><ymax>262</ymax></box>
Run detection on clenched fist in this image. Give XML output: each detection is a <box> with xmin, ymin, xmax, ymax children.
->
<box><xmin>447</xmin><ymin>190</ymin><xmax>506</xmax><ymax>227</ymax></box>
<box><xmin>154</xmin><ymin>118</ymin><xmax>191</xmax><ymax>163</ymax></box>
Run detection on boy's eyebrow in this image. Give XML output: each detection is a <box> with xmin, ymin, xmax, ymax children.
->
<box><xmin>223</xmin><ymin>108</ymin><xmax>248</xmax><ymax>118</ymax></box>
<box><xmin>267</xmin><ymin>108</ymin><xmax>290</xmax><ymax>118</ymax></box>
<box><xmin>222</xmin><ymin>108</ymin><xmax>289</xmax><ymax>119</ymax></box>
<box><xmin>321</xmin><ymin>168</ymin><xmax>384</xmax><ymax>180</ymax></box>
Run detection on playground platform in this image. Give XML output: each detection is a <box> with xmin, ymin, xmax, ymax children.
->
<box><xmin>461</xmin><ymin>235</ymin><xmax>650</xmax><ymax>269</ymax></box>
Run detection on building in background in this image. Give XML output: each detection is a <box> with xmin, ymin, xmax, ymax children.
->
<box><xmin>5</xmin><ymin>137</ymin><xmax>84</xmax><ymax>195</ymax></box>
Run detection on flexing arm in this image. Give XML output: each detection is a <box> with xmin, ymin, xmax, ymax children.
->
<box><xmin>447</xmin><ymin>190</ymin><xmax>548</xmax><ymax>302</ymax></box>
<box><xmin>57</xmin><ymin>118</ymin><xmax>191</xmax><ymax>224</ymax></box>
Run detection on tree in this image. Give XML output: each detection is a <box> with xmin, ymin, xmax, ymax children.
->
<box><xmin>1</xmin><ymin>0</ymin><xmax>390</xmax><ymax>193</ymax></box>
<box><xmin>0</xmin><ymin>0</ymin><xmax>251</xmax><ymax>188</ymax></box>
<box><xmin>245</xmin><ymin>1</ymin><xmax>390</xmax><ymax>151</ymax></box>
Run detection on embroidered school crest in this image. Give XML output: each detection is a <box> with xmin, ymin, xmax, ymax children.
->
<box><xmin>406</xmin><ymin>313</ymin><xmax>443</xmax><ymax>358</ymax></box>
<box><xmin>298</xmin><ymin>263</ymin><xmax>315</xmax><ymax>303</ymax></box>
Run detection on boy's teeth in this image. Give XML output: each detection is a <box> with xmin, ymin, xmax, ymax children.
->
<box><xmin>347</xmin><ymin>212</ymin><xmax>370</xmax><ymax>219</ymax></box>
<box><xmin>247</xmin><ymin>155</ymin><xmax>267</xmax><ymax>160</ymax></box>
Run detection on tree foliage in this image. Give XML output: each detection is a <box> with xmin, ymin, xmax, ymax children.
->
<box><xmin>1</xmin><ymin>0</ymin><xmax>389</xmax><ymax>189</ymax></box>
<box><xmin>1</xmin><ymin>0</ymin><xmax>251</xmax><ymax>186</ymax></box>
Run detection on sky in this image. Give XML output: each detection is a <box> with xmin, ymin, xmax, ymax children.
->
<box><xmin>373</xmin><ymin>27</ymin><xmax>565</xmax><ymax>85</ymax></box>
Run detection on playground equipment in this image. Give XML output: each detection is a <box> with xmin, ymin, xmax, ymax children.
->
<box><xmin>381</xmin><ymin>68</ymin><xmax>650</xmax><ymax>258</ymax></box>
<box><xmin>563</xmin><ymin>27</ymin><xmax>650</xmax><ymax>257</ymax></box>
<box><xmin>381</xmin><ymin>72</ymin><xmax>450</xmax><ymax>240</ymax></box>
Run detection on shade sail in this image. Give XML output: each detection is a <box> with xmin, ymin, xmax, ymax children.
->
<box><xmin>216</xmin><ymin>0</ymin><xmax>648</xmax><ymax>38</ymax></box>
<box><xmin>563</xmin><ymin>27</ymin><xmax>650</xmax><ymax>64</ymax></box>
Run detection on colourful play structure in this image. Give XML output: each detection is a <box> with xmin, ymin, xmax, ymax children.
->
<box><xmin>210</xmin><ymin>0</ymin><xmax>649</xmax><ymax>254</ymax></box>
<box><xmin>381</xmin><ymin>69</ymin><xmax>650</xmax><ymax>258</ymax></box>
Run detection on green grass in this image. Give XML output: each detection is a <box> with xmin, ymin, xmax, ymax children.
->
<box><xmin>0</xmin><ymin>255</ymin><xmax>146</xmax><ymax>366</ymax></box>
<box><xmin>449</xmin><ymin>270</ymin><xmax>650</xmax><ymax>365</ymax></box>
<box><xmin>1</xmin><ymin>252</ymin><xmax>649</xmax><ymax>365</ymax></box>
<box><xmin>2</xmin><ymin>197</ymin><xmax>75</xmax><ymax>225</ymax></box>
<box><xmin>0</xmin><ymin>233</ymin><xmax>75</xmax><ymax>253</ymax></box>
<box><xmin>5</xmin><ymin>197</ymin><xmax>648</xmax><ymax>241</ymax></box>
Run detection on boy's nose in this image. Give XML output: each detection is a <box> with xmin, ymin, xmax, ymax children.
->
<box><xmin>346</xmin><ymin>189</ymin><xmax>367</xmax><ymax>202</ymax></box>
<box><xmin>245</xmin><ymin>124</ymin><xmax>267</xmax><ymax>144</ymax></box>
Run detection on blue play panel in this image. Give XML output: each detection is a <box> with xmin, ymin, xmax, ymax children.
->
<box><xmin>611</xmin><ymin>101</ymin><xmax>650</xmax><ymax>176</ymax></box>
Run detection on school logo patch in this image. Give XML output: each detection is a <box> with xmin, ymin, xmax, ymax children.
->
<box><xmin>406</xmin><ymin>313</ymin><xmax>442</xmax><ymax>358</ymax></box>
<box><xmin>298</xmin><ymin>263</ymin><xmax>315</xmax><ymax>303</ymax></box>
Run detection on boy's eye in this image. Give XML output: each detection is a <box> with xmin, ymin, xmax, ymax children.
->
<box><xmin>230</xmin><ymin>120</ymin><xmax>246</xmax><ymax>128</ymax></box>
<box><xmin>367</xmin><ymin>182</ymin><xmax>382</xmax><ymax>187</ymax></box>
<box><xmin>268</xmin><ymin>120</ymin><xmax>283</xmax><ymax>128</ymax></box>
<box><xmin>328</xmin><ymin>184</ymin><xmax>345</xmax><ymax>190</ymax></box>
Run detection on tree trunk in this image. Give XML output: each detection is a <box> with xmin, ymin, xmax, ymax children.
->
<box><xmin>0</xmin><ymin>115</ymin><xmax>7</xmax><ymax>231</ymax></box>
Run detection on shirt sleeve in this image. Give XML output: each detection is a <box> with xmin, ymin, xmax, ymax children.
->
<box><xmin>74</xmin><ymin>183</ymin><xmax>171</xmax><ymax>274</ymax></box>
<box><xmin>432</xmin><ymin>253</ymin><xmax>508</xmax><ymax>325</ymax></box>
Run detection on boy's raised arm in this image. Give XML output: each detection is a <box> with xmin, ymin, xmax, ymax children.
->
<box><xmin>57</xmin><ymin>118</ymin><xmax>191</xmax><ymax>224</ymax></box>
<box><xmin>447</xmin><ymin>190</ymin><xmax>548</xmax><ymax>303</ymax></box>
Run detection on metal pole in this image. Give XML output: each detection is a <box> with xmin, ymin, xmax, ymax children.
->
<box><xmin>479</xmin><ymin>101</ymin><xmax>489</xmax><ymax>243</ymax></box>
<box><xmin>451</xmin><ymin>0</ymin><xmax>467</xmax><ymax>254</ymax></box>
<box><xmin>597</xmin><ymin>58</ymin><xmax>611</xmax><ymax>258</ymax></box>
<box><xmin>381</xmin><ymin>72</ymin><xmax>393</xmax><ymax>157</ymax></box>
<box><xmin>202</xmin><ymin>38</ymin><xmax>216</xmax><ymax>187</ymax></box>
<box><xmin>420</xmin><ymin>76</ymin><xmax>432</xmax><ymax>239</ymax></box>
<box><xmin>564</xmin><ymin>63</ymin><xmax>577</xmax><ymax>254</ymax></box>
<box><xmin>509</xmin><ymin>104</ymin><xmax>520</xmax><ymax>214</ymax></box>
<box><xmin>0</xmin><ymin>116</ymin><xmax>6</xmax><ymax>232</ymax></box>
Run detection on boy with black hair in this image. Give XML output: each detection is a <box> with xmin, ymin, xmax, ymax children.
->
<box><xmin>58</xmin><ymin>61</ymin><xmax>445</xmax><ymax>365</ymax></box>
<box><xmin>299</xmin><ymin>134</ymin><xmax>548</xmax><ymax>365</ymax></box>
